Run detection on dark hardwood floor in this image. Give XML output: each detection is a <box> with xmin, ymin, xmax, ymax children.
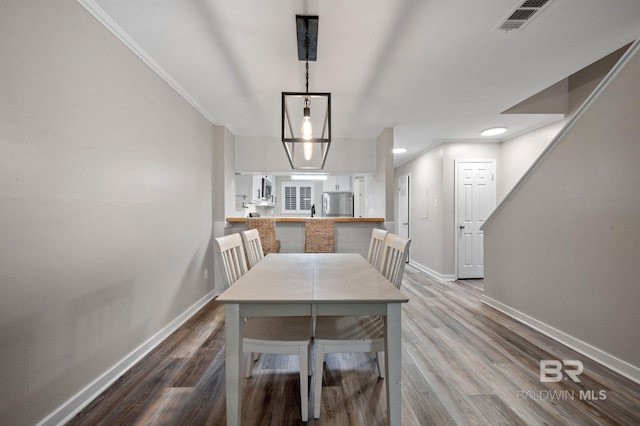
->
<box><xmin>68</xmin><ymin>266</ymin><xmax>640</xmax><ymax>425</ymax></box>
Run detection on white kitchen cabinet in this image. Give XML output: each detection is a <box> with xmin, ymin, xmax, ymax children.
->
<box><xmin>323</xmin><ymin>175</ymin><xmax>351</xmax><ymax>192</ymax></box>
<box><xmin>236</xmin><ymin>175</ymin><xmax>252</xmax><ymax>198</ymax></box>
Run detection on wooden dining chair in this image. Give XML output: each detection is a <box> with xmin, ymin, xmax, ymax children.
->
<box><xmin>239</xmin><ymin>229</ymin><xmax>266</xmax><ymax>371</ymax></box>
<box><xmin>240</xmin><ymin>228</ymin><xmax>264</xmax><ymax>268</ymax></box>
<box><xmin>215</xmin><ymin>233</ymin><xmax>249</xmax><ymax>288</ymax></box>
<box><xmin>367</xmin><ymin>228</ymin><xmax>388</xmax><ymax>271</ymax></box>
<box><xmin>214</xmin><ymin>233</ymin><xmax>313</xmax><ymax>421</ymax></box>
<box><xmin>379</xmin><ymin>233</ymin><xmax>411</xmax><ymax>289</ymax></box>
<box><xmin>312</xmin><ymin>233</ymin><xmax>411</xmax><ymax>419</ymax></box>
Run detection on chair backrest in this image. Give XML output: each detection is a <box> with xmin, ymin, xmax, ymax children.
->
<box><xmin>379</xmin><ymin>233</ymin><xmax>411</xmax><ymax>289</ymax></box>
<box><xmin>241</xmin><ymin>228</ymin><xmax>264</xmax><ymax>268</ymax></box>
<box><xmin>246</xmin><ymin>218</ymin><xmax>279</xmax><ymax>255</ymax></box>
<box><xmin>214</xmin><ymin>233</ymin><xmax>249</xmax><ymax>287</ymax></box>
<box><xmin>304</xmin><ymin>219</ymin><xmax>335</xmax><ymax>253</ymax></box>
<box><xmin>367</xmin><ymin>228</ymin><xmax>388</xmax><ymax>270</ymax></box>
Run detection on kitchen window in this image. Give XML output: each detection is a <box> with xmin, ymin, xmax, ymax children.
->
<box><xmin>281</xmin><ymin>182</ymin><xmax>314</xmax><ymax>214</ymax></box>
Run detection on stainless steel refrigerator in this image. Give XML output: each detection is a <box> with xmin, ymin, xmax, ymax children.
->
<box><xmin>322</xmin><ymin>192</ymin><xmax>354</xmax><ymax>217</ymax></box>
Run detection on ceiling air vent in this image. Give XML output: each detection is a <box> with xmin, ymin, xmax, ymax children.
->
<box><xmin>495</xmin><ymin>0</ymin><xmax>555</xmax><ymax>32</ymax></box>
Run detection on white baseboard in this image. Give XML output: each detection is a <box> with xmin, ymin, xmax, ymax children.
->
<box><xmin>38</xmin><ymin>290</ymin><xmax>220</xmax><ymax>426</ymax></box>
<box><xmin>482</xmin><ymin>295</ymin><xmax>640</xmax><ymax>385</ymax></box>
<box><xmin>409</xmin><ymin>260</ymin><xmax>456</xmax><ymax>282</ymax></box>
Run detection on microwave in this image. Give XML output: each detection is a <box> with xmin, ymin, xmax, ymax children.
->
<box><xmin>261</xmin><ymin>177</ymin><xmax>273</xmax><ymax>200</ymax></box>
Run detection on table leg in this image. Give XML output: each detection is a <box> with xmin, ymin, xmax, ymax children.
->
<box><xmin>384</xmin><ymin>303</ymin><xmax>401</xmax><ymax>426</ymax></box>
<box><xmin>225</xmin><ymin>304</ymin><xmax>243</xmax><ymax>425</ymax></box>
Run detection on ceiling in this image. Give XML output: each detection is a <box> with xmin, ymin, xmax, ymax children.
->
<box><xmin>86</xmin><ymin>0</ymin><xmax>640</xmax><ymax>167</ymax></box>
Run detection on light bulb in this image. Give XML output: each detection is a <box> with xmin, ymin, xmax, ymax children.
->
<box><xmin>301</xmin><ymin>99</ymin><xmax>312</xmax><ymax>160</ymax></box>
<box><xmin>301</xmin><ymin>116</ymin><xmax>312</xmax><ymax>140</ymax></box>
<box><xmin>303</xmin><ymin>141</ymin><xmax>313</xmax><ymax>161</ymax></box>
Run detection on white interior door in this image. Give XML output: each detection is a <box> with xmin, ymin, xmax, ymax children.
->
<box><xmin>456</xmin><ymin>160</ymin><xmax>496</xmax><ymax>279</ymax></box>
<box><xmin>398</xmin><ymin>175</ymin><xmax>409</xmax><ymax>239</ymax></box>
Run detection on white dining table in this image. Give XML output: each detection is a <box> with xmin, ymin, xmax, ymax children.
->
<box><xmin>216</xmin><ymin>252</ymin><xmax>409</xmax><ymax>425</ymax></box>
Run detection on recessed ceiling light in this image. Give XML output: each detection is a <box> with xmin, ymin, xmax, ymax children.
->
<box><xmin>392</xmin><ymin>148</ymin><xmax>407</xmax><ymax>154</ymax></box>
<box><xmin>481</xmin><ymin>127</ymin><xmax>507</xmax><ymax>137</ymax></box>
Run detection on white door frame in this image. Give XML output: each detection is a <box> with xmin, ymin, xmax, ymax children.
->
<box><xmin>398</xmin><ymin>173</ymin><xmax>410</xmax><ymax>238</ymax></box>
<box><xmin>398</xmin><ymin>173</ymin><xmax>410</xmax><ymax>262</ymax></box>
<box><xmin>454</xmin><ymin>159</ymin><xmax>496</xmax><ymax>279</ymax></box>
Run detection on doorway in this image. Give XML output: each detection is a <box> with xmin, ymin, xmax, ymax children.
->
<box><xmin>455</xmin><ymin>160</ymin><xmax>496</xmax><ymax>279</ymax></box>
<box><xmin>398</xmin><ymin>174</ymin><xmax>410</xmax><ymax>261</ymax></box>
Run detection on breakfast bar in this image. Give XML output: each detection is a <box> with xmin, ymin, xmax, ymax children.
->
<box><xmin>226</xmin><ymin>217</ymin><xmax>386</xmax><ymax>257</ymax></box>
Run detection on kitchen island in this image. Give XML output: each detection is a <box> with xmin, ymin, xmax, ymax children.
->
<box><xmin>226</xmin><ymin>217</ymin><xmax>385</xmax><ymax>257</ymax></box>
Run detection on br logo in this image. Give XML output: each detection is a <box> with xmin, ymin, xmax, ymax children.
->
<box><xmin>539</xmin><ymin>360</ymin><xmax>583</xmax><ymax>383</ymax></box>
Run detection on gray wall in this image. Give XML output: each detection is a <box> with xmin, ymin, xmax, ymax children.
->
<box><xmin>395</xmin><ymin>146</ymin><xmax>445</xmax><ymax>275</ymax></box>
<box><xmin>484</xmin><ymin>41</ymin><xmax>640</xmax><ymax>376</ymax></box>
<box><xmin>498</xmin><ymin>121</ymin><xmax>565</xmax><ymax>201</ymax></box>
<box><xmin>395</xmin><ymin>142</ymin><xmax>503</xmax><ymax>279</ymax></box>
<box><xmin>363</xmin><ymin>128</ymin><xmax>393</xmax><ymax>223</ymax></box>
<box><xmin>0</xmin><ymin>1</ymin><xmax>216</xmax><ymax>424</ymax></box>
<box><xmin>394</xmin><ymin>44</ymin><xmax>626</xmax><ymax>280</ymax></box>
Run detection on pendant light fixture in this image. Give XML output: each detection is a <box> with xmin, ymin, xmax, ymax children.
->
<box><xmin>282</xmin><ymin>15</ymin><xmax>331</xmax><ymax>170</ymax></box>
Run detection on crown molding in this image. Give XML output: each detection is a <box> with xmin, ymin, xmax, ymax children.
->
<box><xmin>77</xmin><ymin>0</ymin><xmax>219</xmax><ymax>126</ymax></box>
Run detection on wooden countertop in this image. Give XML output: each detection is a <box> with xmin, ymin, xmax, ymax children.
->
<box><xmin>227</xmin><ymin>217</ymin><xmax>385</xmax><ymax>223</ymax></box>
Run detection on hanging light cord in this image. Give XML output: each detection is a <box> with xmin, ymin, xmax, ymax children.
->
<box><xmin>304</xmin><ymin>18</ymin><xmax>310</xmax><ymax>95</ymax></box>
<box><xmin>305</xmin><ymin>61</ymin><xmax>309</xmax><ymax>94</ymax></box>
<box><xmin>304</xmin><ymin>18</ymin><xmax>310</xmax><ymax>112</ymax></box>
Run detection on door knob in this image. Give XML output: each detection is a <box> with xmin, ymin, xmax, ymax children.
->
<box><xmin>459</xmin><ymin>225</ymin><xmax>465</xmax><ymax>229</ymax></box>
